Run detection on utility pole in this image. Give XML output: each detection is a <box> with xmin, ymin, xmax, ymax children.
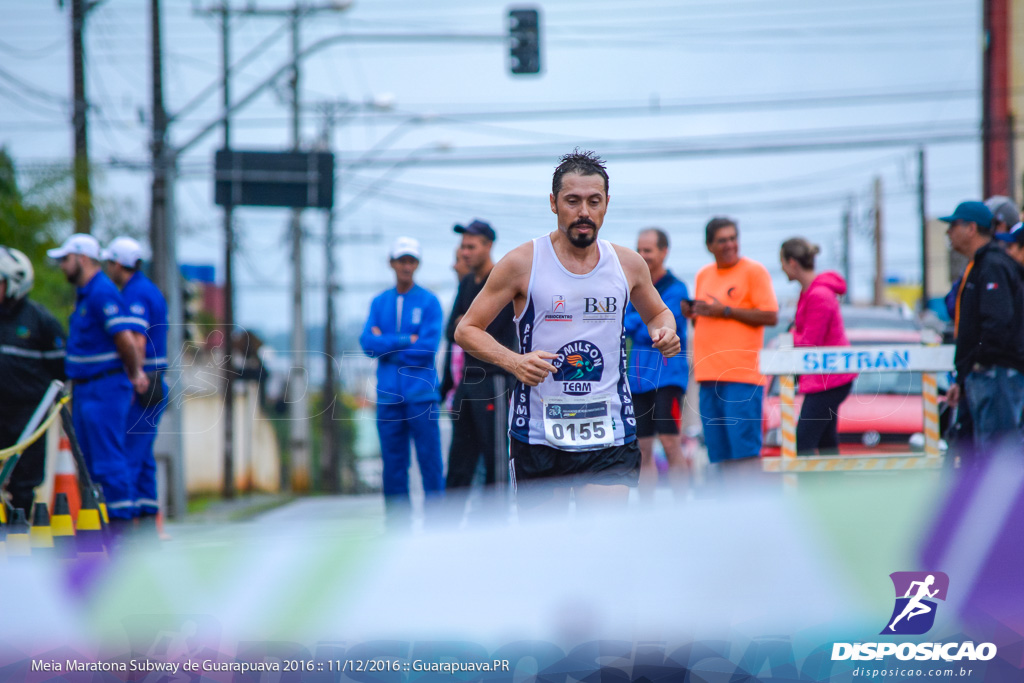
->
<box><xmin>149</xmin><ymin>0</ymin><xmax>187</xmax><ymax>521</ymax></box>
<box><xmin>70</xmin><ymin>0</ymin><xmax>93</xmax><ymax>233</ymax></box>
<box><xmin>288</xmin><ymin>7</ymin><xmax>311</xmax><ymax>492</ymax></box>
<box><xmin>982</xmin><ymin>0</ymin><xmax>1013</xmax><ymax>199</ymax></box>
<box><xmin>149</xmin><ymin>0</ymin><xmax>168</xmax><ymax>292</ymax></box>
<box><xmin>841</xmin><ymin>196</ymin><xmax>852</xmax><ymax>300</ymax></box>
<box><xmin>873</xmin><ymin>176</ymin><xmax>885</xmax><ymax>306</ymax></box>
<box><xmin>322</xmin><ymin>204</ymin><xmax>339</xmax><ymax>493</ymax></box>
<box><xmin>918</xmin><ymin>147</ymin><xmax>929</xmax><ymax>313</ymax></box>
<box><xmin>220</xmin><ymin>6</ymin><xmax>236</xmax><ymax>499</ymax></box>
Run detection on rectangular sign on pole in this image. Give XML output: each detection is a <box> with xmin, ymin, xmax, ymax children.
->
<box><xmin>214</xmin><ymin>149</ymin><xmax>334</xmax><ymax>209</ymax></box>
<box><xmin>759</xmin><ymin>344</ymin><xmax>955</xmax><ymax>376</ymax></box>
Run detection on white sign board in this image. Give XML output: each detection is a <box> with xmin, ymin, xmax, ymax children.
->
<box><xmin>759</xmin><ymin>344</ymin><xmax>955</xmax><ymax>376</ymax></box>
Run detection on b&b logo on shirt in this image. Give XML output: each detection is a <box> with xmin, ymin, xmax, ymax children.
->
<box><xmin>552</xmin><ymin>339</ymin><xmax>604</xmax><ymax>395</ymax></box>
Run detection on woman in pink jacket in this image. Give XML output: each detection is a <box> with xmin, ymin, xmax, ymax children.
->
<box><xmin>780</xmin><ymin>238</ymin><xmax>858</xmax><ymax>455</ymax></box>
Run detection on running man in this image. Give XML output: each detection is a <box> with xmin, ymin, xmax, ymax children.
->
<box><xmin>454</xmin><ymin>150</ymin><xmax>680</xmax><ymax>516</ymax></box>
<box><xmin>888</xmin><ymin>575</ymin><xmax>939</xmax><ymax>631</ymax></box>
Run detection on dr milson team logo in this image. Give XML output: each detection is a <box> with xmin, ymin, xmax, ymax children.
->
<box><xmin>832</xmin><ymin>572</ymin><xmax>997</xmax><ymax>662</ymax></box>
<box><xmin>552</xmin><ymin>339</ymin><xmax>604</xmax><ymax>395</ymax></box>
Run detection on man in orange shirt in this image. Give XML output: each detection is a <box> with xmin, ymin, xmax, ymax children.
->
<box><xmin>683</xmin><ymin>217</ymin><xmax>778</xmax><ymax>467</ymax></box>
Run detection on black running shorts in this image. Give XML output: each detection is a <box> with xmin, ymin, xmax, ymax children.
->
<box><xmin>510</xmin><ymin>437</ymin><xmax>641</xmax><ymax>488</ymax></box>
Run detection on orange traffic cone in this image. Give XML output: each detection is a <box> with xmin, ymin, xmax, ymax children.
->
<box><xmin>51</xmin><ymin>433</ymin><xmax>81</xmax><ymax>523</ymax></box>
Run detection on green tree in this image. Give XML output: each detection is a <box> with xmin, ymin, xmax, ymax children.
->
<box><xmin>0</xmin><ymin>148</ymin><xmax>74</xmax><ymax>321</ymax></box>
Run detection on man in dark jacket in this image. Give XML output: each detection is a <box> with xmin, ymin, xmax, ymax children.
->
<box><xmin>0</xmin><ymin>246</ymin><xmax>66</xmax><ymax>515</ymax></box>
<box><xmin>942</xmin><ymin>201</ymin><xmax>1024</xmax><ymax>452</ymax></box>
<box><xmin>444</xmin><ymin>220</ymin><xmax>517</xmax><ymax>518</ymax></box>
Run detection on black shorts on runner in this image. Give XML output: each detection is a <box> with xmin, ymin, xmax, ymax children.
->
<box><xmin>510</xmin><ymin>437</ymin><xmax>641</xmax><ymax>489</ymax></box>
<box><xmin>632</xmin><ymin>385</ymin><xmax>684</xmax><ymax>438</ymax></box>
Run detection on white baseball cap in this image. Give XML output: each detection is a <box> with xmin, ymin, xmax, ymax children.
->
<box><xmin>389</xmin><ymin>236</ymin><xmax>421</xmax><ymax>261</ymax></box>
<box><xmin>102</xmin><ymin>236</ymin><xmax>149</xmax><ymax>267</ymax></box>
<box><xmin>46</xmin><ymin>233</ymin><xmax>101</xmax><ymax>260</ymax></box>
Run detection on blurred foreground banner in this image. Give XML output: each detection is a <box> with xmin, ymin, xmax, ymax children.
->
<box><xmin>0</xmin><ymin>453</ymin><xmax>1022</xmax><ymax>682</ymax></box>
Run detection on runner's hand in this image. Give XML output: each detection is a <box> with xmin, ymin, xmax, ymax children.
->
<box><xmin>651</xmin><ymin>327</ymin><xmax>680</xmax><ymax>358</ymax></box>
<box><xmin>512</xmin><ymin>350</ymin><xmax>558</xmax><ymax>386</ymax></box>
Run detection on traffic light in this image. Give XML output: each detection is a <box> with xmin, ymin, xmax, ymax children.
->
<box><xmin>508</xmin><ymin>7</ymin><xmax>540</xmax><ymax>75</ymax></box>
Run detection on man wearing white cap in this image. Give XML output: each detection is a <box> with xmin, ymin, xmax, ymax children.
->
<box><xmin>104</xmin><ymin>236</ymin><xmax>168</xmax><ymax>537</ymax></box>
<box><xmin>359</xmin><ymin>237</ymin><xmax>445</xmax><ymax>528</ymax></box>
<box><xmin>47</xmin><ymin>233</ymin><xmax>149</xmax><ymax>537</ymax></box>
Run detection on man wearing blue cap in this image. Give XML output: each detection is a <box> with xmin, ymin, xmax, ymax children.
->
<box><xmin>444</xmin><ymin>219</ymin><xmax>517</xmax><ymax>519</ymax></box>
<box><xmin>941</xmin><ymin>201</ymin><xmax>1024</xmax><ymax>452</ymax></box>
<box><xmin>48</xmin><ymin>233</ymin><xmax>149</xmax><ymax>539</ymax></box>
<box><xmin>995</xmin><ymin>222</ymin><xmax>1024</xmax><ymax>266</ymax></box>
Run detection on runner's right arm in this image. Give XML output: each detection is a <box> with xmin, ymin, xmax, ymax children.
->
<box><xmin>455</xmin><ymin>244</ymin><xmax>557</xmax><ymax>387</ymax></box>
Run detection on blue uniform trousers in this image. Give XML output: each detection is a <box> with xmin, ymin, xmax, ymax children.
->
<box><xmin>126</xmin><ymin>375</ymin><xmax>168</xmax><ymax>516</ymax></box>
<box><xmin>375</xmin><ymin>400</ymin><xmax>445</xmax><ymax>504</ymax></box>
<box><xmin>72</xmin><ymin>374</ymin><xmax>136</xmax><ymax>520</ymax></box>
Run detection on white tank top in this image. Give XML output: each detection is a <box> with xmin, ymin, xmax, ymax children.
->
<box><xmin>509</xmin><ymin>236</ymin><xmax>636</xmax><ymax>448</ymax></box>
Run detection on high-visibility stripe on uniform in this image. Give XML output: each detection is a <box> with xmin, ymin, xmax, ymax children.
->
<box><xmin>0</xmin><ymin>345</ymin><xmax>66</xmax><ymax>359</ymax></box>
<box><xmin>66</xmin><ymin>351</ymin><xmax>120</xmax><ymax>364</ymax></box>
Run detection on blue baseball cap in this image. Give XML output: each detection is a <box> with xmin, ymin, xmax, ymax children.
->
<box><xmin>939</xmin><ymin>201</ymin><xmax>993</xmax><ymax>229</ymax></box>
<box><xmin>995</xmin><ymin>222</ymin><xmax>1024</xmax><ymax>245</ymax></box>
<box><xmin>453</xmin><ymin>219</ymin><xmax>496</xmax><ymax>242</ymax></box>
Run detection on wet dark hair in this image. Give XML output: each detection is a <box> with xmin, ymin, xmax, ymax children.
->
<box><xmin>641</xmin><ymin>227</ymin><xmax>669</xmax><ymax>250</ymax></box>
<box><xmin>705</xmin><ymin>216</ymin><xmax>737</xmax><ymax>246</ymax></box>
<box><xmin>780</xmin><ymin>237</ymin><xmax>821</xmax><ymax>270</ymax></box>
<box><xmin>552</xmin><ymin>149</ymin><xmax>609</xmax><ymax>198</ymax></box>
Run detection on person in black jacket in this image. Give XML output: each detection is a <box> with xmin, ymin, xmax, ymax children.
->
<box><xmin>0</xmin><ymin>247</ymin><xmax>66</xmax><ymax>514</ymax></box>
<box><xmin>444</xmin><ymin>220</ymin><xmax>517</xmax><ymax>519</ymax></box>
<box><xmin>942</xmin><ymin>201</ymin><xmax>1024</xmax><ymax>452</ymax></box>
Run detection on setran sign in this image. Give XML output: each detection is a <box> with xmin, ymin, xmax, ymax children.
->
<box><xmin>214</xmin><ymin>149</ymin><xmax>334</xmax><ymax>210</ymax></box>
<box><xmin>759</xmin><ymin>344</ymin><xmax>955</xmax><ymax>376</ymax></box>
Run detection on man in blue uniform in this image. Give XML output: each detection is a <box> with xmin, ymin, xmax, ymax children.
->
<box><xmin>104</xmin><ymin>236</ymin><xmax>168</xmax><ymax>536</ymax></box>
<box><xmin>360</xmin><ymin>237</ymin><xmax>445</xmax><ymax>528</ymax></box>
<box><xmin>0</xmin><ymin>246</ymin><xmax>65</xmax><ymax>515</ymax></box>
<box><xmin>47</xmin><ymin>234</ymin><xmax>149</xmax><ymax>536</ymax></box>
<box><xmin>624</xmin><ymin>228</ymin><xmax>690</xmax><ymax>501</ymax></box>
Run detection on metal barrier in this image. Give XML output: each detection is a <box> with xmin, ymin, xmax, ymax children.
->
<box><xmin>758</xmin><ymin>339</ymin><xmax>955</xmax><ymax>472</ymax></box>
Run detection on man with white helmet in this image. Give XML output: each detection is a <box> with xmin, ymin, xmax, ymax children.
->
<box><xmin>0</xmin><ymin>246</ymin><xmax>66</xmax><ymax>515</ymax></box>
<box><xmin>47</xmin><ymin>233</ymin><xmax>149</xmax><ymax>538</ymax></box>
<box><xmin>103</xmin><ymin>236</ymin><xmax>168</xmax><ymax>536</ymax></box>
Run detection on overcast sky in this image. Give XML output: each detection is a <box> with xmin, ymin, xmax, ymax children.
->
<box><xmin>2</xmin><ymin>0</ymin><xmax>983</xmax><ymax>341</ymax></box>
